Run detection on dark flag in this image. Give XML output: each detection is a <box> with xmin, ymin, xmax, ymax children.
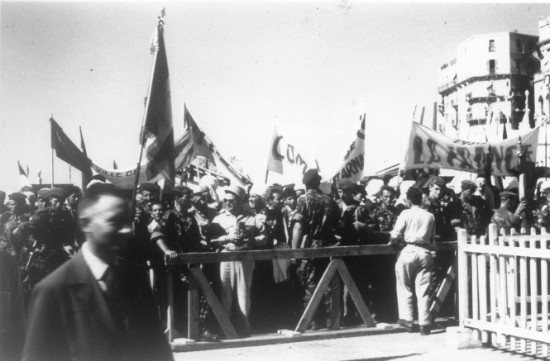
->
<box><xmin>50</xmin><ymin>117</ymin><xmax>92</xmax><ymax>175</ymax></box>
<box><xmin>141</xmin><ymin>18</ymin><xmax>175</xmax><ymax>184</ymax></box>
<box><xmin>113</xmin><ymin>161</ymin><xmax>118</xmax><ymax>169</ymax></box>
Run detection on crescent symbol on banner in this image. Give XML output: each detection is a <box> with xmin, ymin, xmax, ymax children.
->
<box><xmin>272</xmin><ymin>135</ymin><xmax>284</xmax><ymax>161</ymax></box>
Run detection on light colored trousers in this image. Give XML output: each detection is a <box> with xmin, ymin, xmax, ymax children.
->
<box><xmin>395</xmin><ymin>244</ymin><xmax>433</xmax><ymax>326</ymax></box>
<box><xmin>220</xmin><ymin>259</ymin><xmax>255</xmax><ymax>323</ymax></box>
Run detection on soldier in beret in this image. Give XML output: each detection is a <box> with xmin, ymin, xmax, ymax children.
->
<box><xmin>35</xmin><ymin>188</ymin><xmax>50</xmax><ymax>210</ymax></box>
<box><xmin>64</xmin><ymin>186</ymin><xmax>83</xmax><ymax>249</ymax></box>
<box><xmin>48</xmin><ymin>187</ymin><xmax>77</xmax><ymax>257</ymax></box>
<box><xmin>0</xmin><ymin>193</ymin><xmax>31</xmax><ymax>256</ymax></box>
<box><xmin>291</xmin><ymin>169</ymin><xmax>340</xmax><ymax>330</ymax></box>
<box><xmin>492</xmin><ymin>190</ymin><xmax>526</xmax><ymax>234</ymax></box>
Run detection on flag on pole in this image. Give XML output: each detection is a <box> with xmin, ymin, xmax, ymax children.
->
<box><xmin>141</xmin><ymin>18</ymin><xmax>175</xmax><ymax>184</ymax></box>
<box><xmin>176</xmin><ymin>105</ymin><xmax>251</xmax><ymax>188</ymax></box>
<box><xmin>332</xmin><ymin>114</ymin><xmax>365</xmax><ymax>182</ymax></box>
<box><xmin>50</xmin><ymin>117</ymin><xmax>92</xmax><ymax>174</ymax></box>
<box><xmin>266</xmin><ymin>123</ymin><xmax>319</xmax><ymax>183</ymax></box>
<box><xmin>113</xmin><ymin>161</ymin><xmax>118</xmax><ymax>169</ymax></box>
<box><xmin>18</xmin><ymin>161</ymin><xmax>32</xmax><ymax>188</ymax></box>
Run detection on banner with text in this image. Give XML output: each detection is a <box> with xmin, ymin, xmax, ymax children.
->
<box><xmin>404</xmin><ymin>122</ymin><xmax>539</xmax><ymax>176</ymax></box>
<box><xmin>332</xmin><ymin>114</ymin><xmax>365</xmax><ymax>182</ymax></box>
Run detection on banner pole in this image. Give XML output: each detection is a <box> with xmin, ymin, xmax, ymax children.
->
<box><xmin>50</xmin><ymin>114</ymin><xmax>55</xmax><ymax>187</ymax></box>
<box><xmin>51</xmin><ymin>147</ymin><xmax>54</xmax><ymax>187</ymax></box>
<box><xmin>264</xmin><ymin>169</ymin><xmax>269</xmax><ymax>184</ymax></box>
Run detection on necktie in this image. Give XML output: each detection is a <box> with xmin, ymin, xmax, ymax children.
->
<box><xmin>102</xmin><ymin>265</ymin><xmax>124</xmax><ymax>330</ymax></box>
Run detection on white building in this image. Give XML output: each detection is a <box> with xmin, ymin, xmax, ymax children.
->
<box><xmin>438</xmin><ymin>32</ymin><xmax>539</xmax><ymax>142</ymax></box>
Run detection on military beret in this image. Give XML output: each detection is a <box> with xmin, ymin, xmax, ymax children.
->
<box><xmin>406</xmin><ymin>187</ymin><xmax>423</xmax><ymax>204</ymax></box>
<box><xmin>337</xmin><ymin>179</ymin><xmax>356</xmax><ymax>192</ymax></box>
<box><xmin>224</xmin><ymin>184</ymin><xmax>246</xmax><ymax>201</ymax></box>
<box><xmin>65</xmin><ymin>185</ymin><xmax>82</xmax><ymax>196</ymax></box>
<box><xmin>139</xmin><ymin>182</ymin><xmax>160</xmax><ymax>194</ymax></box>
<box><xmin>173</xmin><ymin>185</ymin><xmax>192</xmax><ymax>197</ymax></box>
<box><xmin>37</xmin><ymin>188</ymin><xmax>50</xmax><ymax>199</ymax></box>
<box><xmin>500</xmin><ymin>190</ymin><xmax>518</xmax><ymax>199</ymax></box>
<box><xmin>302</xmin><ymin>169</ymin><xmax>321</xmax><ymax>186</ymax></box>
<box><xmin>8</xmin><ymin>193</ymin><xmax>26</xmax><ymax>204</ymax></box>
<box><xmin>461</xmin><ymin>180</ymin><xmax>477</xmax><ymax>192</ymax></box>
<box><xmin>430</xmin><ymin>176</ymin><xmax>447</xmax><ymax>188</ymax></box>
<box><xmin>49</xmin><ymin>187</ymin><xmax>67</xmax><ymax>200</ymax></box>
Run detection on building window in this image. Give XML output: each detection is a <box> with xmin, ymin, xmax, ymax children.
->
<box><xmin>489</xmin><ymin>39</ymin><xmax>495</xmax><ymax>52</ymax></box>
<box><xmin>488</xmin><ymin>59</ymin><xmax>496</xmax><ymax>75</ymax></box>
<box><xmin>516</xmin><ymin>39</ymin><xmax>523</xmax><ymax>53</ymax></box>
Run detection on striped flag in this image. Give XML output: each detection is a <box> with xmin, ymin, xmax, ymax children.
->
<box><xmin>177</xmin><ymin>105</ymin><xmax>251</xmax><ymax>188</ymax></box>
<box><xmin>141</xmin><ymin>18</ymin><xmax>175</xmax><ymax>184</ymax></box>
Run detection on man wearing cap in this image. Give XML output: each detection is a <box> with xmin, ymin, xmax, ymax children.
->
<box><xmin>390</xmin><ymin>186</ymin><xmax>435</xmax><ymax>335</ymax></box>
<box><xmin>48</xmin><ymin>187</ymin><xmax>77</xmax><ymax>257</ymax></box>
<box><xmin>35</xmin><ymin>188</ymin><xmax>50</xmax><ymax>210</ymax></box>
<box><xmin>64</xmin><ymin>186</ymin><xmax>84</xmax><ymax>248</ymax></box>
<box><xmin>0</xmin><ymin>193</ymin><xmax>31</xmax><ymax>256</ymax></box>
<box><xmin>209</xmin><ymin>184</ymin><xmax>267</xmax><ymax>337</ymax></box>
<box><xmin>492</xmin><ymin>190</ymin><xmax>526</xmax><ymax>233</ymax></box>
<box><xmin>291</xmin><ymin>169</ymin><xmax>340</xmax><ymax>330</ymax></box>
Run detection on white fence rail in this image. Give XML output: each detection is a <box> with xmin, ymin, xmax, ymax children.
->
<box><xmin>458</xmin><ymin>224</ymin><xmax>550</xmax><ymax>357</ymax></box>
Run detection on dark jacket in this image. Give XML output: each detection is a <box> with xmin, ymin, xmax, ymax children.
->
<box><xmin>22</xmin><ymin>251</ymin><xmax>173</xmax><ymax>361</ymax></box>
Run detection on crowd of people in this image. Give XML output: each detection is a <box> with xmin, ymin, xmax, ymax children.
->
<box><xmin>3</xmin><ymin>169</ymin><xmax>550</xmax><ymax>359</ymax></box>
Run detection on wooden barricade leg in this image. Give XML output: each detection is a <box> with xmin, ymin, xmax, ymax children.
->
<box><xmin>429</xmin><ymin>264</ymin><xmax>457</xmax><ymax>319</ymax></box>
<box><xmin>335</xmin><ymin>258</ymin><xmax>375</xmax><ymax>327</ymax></box>
<box><xmin>295</xmin><ymin>260</ymin><xmax>339</xmax><ymax>333</ymax></box>
<box><xmin>166</xmin><ymin>268</ymin><xmax>174</xmax><ymax>341</ymax></box>
<box><xmin>189</xmin><ymin>266</ymin><xmax>238</xmax><ymax>339</ymax></box>
<box><xmin>330</xmin><ymin>270</ymin><xmax>341</xmax><ymax>330</ymax></box>
<box><xmin>187</xmin><ymin>265</ymin><xmax>200</xmax><ymax>341</ymax></box>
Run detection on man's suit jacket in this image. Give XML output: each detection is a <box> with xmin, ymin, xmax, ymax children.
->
<box><xmin>23</xmin><ymin>251</ymin><xmax>173</xmax><ymax>361</ymax></box>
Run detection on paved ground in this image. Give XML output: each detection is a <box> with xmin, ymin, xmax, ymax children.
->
<box><xmin>173</xmin><ymin>321</ymin><xmax>541</xmax><ymax>361</ymax></box>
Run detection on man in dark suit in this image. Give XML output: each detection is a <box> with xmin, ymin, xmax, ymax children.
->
<box><xmin>23</xmin><ymin>183</ymin><xmax>173</xmax><ymax>361</ymax></box>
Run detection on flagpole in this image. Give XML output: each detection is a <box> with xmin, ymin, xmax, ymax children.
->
<box><xmin>264</xmin><ymin>169</ymin><xmax>269</xmax><ymax>184</ymax></box>
<box><xmin>50</xmin><ymin>114</ymin><xmax>55</xmax><ymax>187</ymax></box>
<box><xmin>131</xmin><ymin>14</ymin><xmax>163</xmax><ymax>213</ymax></box>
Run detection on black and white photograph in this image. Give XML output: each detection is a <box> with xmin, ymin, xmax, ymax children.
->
<box><xmin>2</xmin><ymin>1</ymin><xmax>550</xmax><ymax>360</ymax></box>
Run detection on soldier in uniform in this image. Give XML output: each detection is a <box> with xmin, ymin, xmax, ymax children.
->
<box><xmin>48</xmin><ymin>187</ymin><xmax>77</xmax><ymax>257</ymax></box>
<box><xmin>291</xmin><ymin>169</ymin><xmax>340</xmax><ymax>330</ymax></box>
<box><xmin>64</xmin><ymin>185</ymin><xmax>83</xmax><ymax>249</ymax></box>
<box><xmin>35</xmin><ymin>188</ymin><xmax>50</xmax><ymax>210</ymax></box>
<box><xmin>0</xmin><ymin>193</ymin><xmax>31</xmax><ymax>257</ymax></box>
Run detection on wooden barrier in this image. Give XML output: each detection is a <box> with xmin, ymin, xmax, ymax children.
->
<box><xmin>458</xmin><ymin>224</ymin><xmax>550</xmax><ymax>357</ymax></box>
<box><xmin>166</xmin><ymin>242</ymin><xmax>457</xmax><ymax>341</ymax></box>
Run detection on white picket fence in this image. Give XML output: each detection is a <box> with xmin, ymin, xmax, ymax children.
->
<box><xmin>458</xmin><ymin>224</ymin><xmax>550</xmax><ymax>357</ymax></box>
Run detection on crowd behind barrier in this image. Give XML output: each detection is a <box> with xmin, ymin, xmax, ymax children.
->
<box><xmin>3</xmin><ymin>171</ymin><xmax>550</xmax><ymax>357</ymax></box>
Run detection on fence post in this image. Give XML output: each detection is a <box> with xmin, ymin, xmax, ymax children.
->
<box><xmin>457</xmin><ymin>228</ymin><xmax>469</xmax><ymax>327</ymax></box>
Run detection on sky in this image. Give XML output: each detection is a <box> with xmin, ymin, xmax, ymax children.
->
<box><xmin>2</xmin><ymin>1</ymin><xmax>550</xmax><ymax>192</ymax></box>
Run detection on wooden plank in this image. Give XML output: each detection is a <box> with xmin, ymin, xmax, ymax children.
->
<box><xmin>189</xmin><ymin>267</ymin><xmax>238</xmax><ymax>339</ymax></box>
<box><xmin>187</xmin><ymin>265</ymin><xmax>200</xmax><ymax>341</ymax></box>
<box><xmin>471</xmin><ymin>235</ymin><xmax>480</xmax><ymax>341</ymax></box>
<box><xmin>429</xmin><ymin>264</ymin><xmax>456</xmax><ymax>317</ymax></box>
<box><xmin>457</xmin><ymin>229</ymin><xmax>469</xmax><ymax>326</ymax></box>
<box><xmin>508</xmin><ymin>229</ymin><xmax>517</xmax><ymax>352</ymax></box>
<box><xmin>542</xmin><ymin>238</ymin><xmax>549</xmax><ymax>357</ymax></box>
<box><xmin>330</xmin><ymin>268</ymin><xmax>341</xmax><ymax>330</ymax></box>
<box><xmin>464</xmin><ymin>318</ymin><xmax>550</xmax><ymax>343</ymax></box>
<box><xmin>336</xmin><ymin>258</ymin><xmax>376</xmax><ymax>327</ymax></box>
<box><xmin>295</xmin><ymin>259</ymin><xmax>339</xmax><ymax>333</ymax></box>
<box><xmin>519</xmin><ymin>235</ymin><xmax>528</xmax><ymax>352</ymax></box>
<box><xmin>488</xmin><ymin>224</ymin><xmax>498</xmax><ymax>345</ymax></box>
<box><xmin>478</xmin><ymin>235</ymin><xmax>488</xmax><ymax>343</ymax></box>
<box><xmin>165</xmin><ymin>269</ymin><xmax>174</xmax><ymax>341</ymax></box>
<box><xmin>462</xmin><ymin>244</ymin><xmax>550</xmax><ymax>259</ymax></box>
<box><xmin>529</xmin><ymin>228</ymin><xmax>538</xmax><ymax>355</ymax></box>
<box><xmin>167</xmin><ymin>243</ymin><xmax>458</xmax><ymax>265</ymax></box>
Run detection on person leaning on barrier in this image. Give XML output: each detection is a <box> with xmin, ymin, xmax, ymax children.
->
<box><xmin>22</xmin><ymin>183</ymin><xmax>173</xmax><ymax>361</ymax></box>
<box><xmin>291</xmin><ymin>169</ymin><xmax>341</xmax><ymax>330</ymax></box>
<box><xmin>492</xmin><ymin>190</ymin><xmax>526</xmax><ymax>234</ymax></box>
<box><xmin>389</xmin><ymin>186</ymin><xmax>435</xmax><ymax>336</ymax></box>
<box><xmin>208</xmin><ymin>184</ymin><xmax>268</xmax><ymax>337</ymax></box>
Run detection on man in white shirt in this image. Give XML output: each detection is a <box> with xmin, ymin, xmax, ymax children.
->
<box><xmin>390</xmin><ymin>186</ymin><xmax>435</xmax><ymax>335</ymax></box>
